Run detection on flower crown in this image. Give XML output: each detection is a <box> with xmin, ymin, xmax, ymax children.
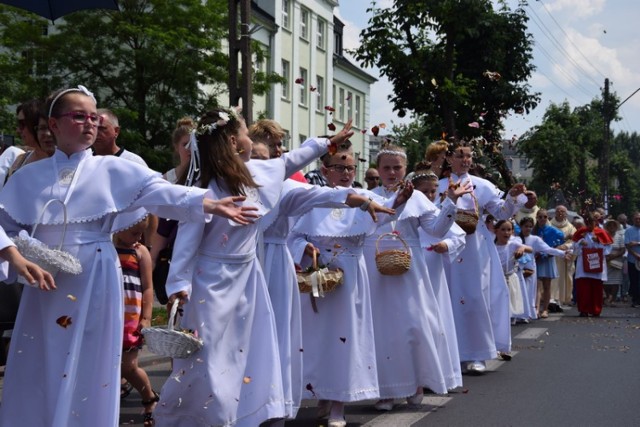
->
<box><xmin>196</xmin><ymin>107</ymin><xmax>241</xmax><ymax>135</ymax></box>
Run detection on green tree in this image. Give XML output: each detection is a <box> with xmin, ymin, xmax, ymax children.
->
<box><xmin>609</xmin><ymin>131</ymin><xmax>640</xmax><ymax>216</ymax></box>
<box><xmin>517</xmin><ymin>100</ymin><xmax>605</xmax><ymax>210</ymax></box>
<box><xmin>0</xmin><ymin>0</ymin><xmax>282</xmax><ymax>171</ymax></box>
<box><xmin>353</xmin><ymin>0</ymin><xmax>539</xmax><ymax>141</ymax></box>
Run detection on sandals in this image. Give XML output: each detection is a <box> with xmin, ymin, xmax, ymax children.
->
<box><xmin>141</xmin><ymin>390</ymin><xmax>160</xmax><ymax>426</ymax></box>
<box><xmin>120</xmin><ymin>381</ymin><xmax>133</xmax><ymax>399</ymax></box>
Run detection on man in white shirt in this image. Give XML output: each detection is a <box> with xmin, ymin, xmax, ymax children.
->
<box><xmin>94</xmin><ymin>108</ymin><xmax>148</xmax><ymax>167</ymax></box>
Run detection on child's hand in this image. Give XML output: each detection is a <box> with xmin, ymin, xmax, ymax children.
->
<box><xmin>139</xmin><ymin>318</ymin><xmax>151</xmax><ymax>330</ymax></box>
<box><xmin>0</xmin><ymin>246</ymin><xmax>56</xmax><ymax>290</ymax></box>
<box><xmin>430</xmin><ymin>242</ymin><xmax>449</xmax><ymax>254</ymax></box>
<box><xmin>514</xmin><ymin>247</ymin><xmax>525</xmax><ymax>259</ymax></box>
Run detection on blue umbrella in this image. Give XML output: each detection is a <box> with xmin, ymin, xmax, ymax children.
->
<box><xmin>1</xmin><ymin>0</ymin><xmax>119</xmax><ymax>21</ymax></box>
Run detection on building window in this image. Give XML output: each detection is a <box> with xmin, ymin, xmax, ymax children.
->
<box><xmin>339</xmin><ymin>88</ymin><xmax>345</xmax><ymax>121</ymax></box>
<box><xmin>299</xmin><ymin>67</ymin><xmax>308</xmax><ymax>106</ymax></box>
<box><xmin>282</xmin><ymin>0</ymin><xmax>290</xmax><ymax>30</ymax></box>
<box><xmin>355</xmin><ymin>95</ymin><xmax>361</xmax><ymax>128</ymax></box>
<box><xmin>299</xmin><ymin>134</ymin><xmax>307</xmax><ymax>146</ymax></box>
<box><xmin>317</xmin><ymin>19</ymin><xmax>325</xmax><ymax>49</ymax></box>
<box><xmin>281</xmin><ymin>59</ymin><xmax>290</xmax><ymax>100</ymax></box>
<box><xmin>519</xmin><ymin>158</ymin><xmax>528</xmax><ymax>169</ymax></box>
<box><xmin>300</xmin><ymin>8</ymin><xmax>309</xmax><ymax>40</ymax></box>
<box><xmin>334</xmin><ymin>31</ymin><xmax>342</xmax><ymax>55</ymax></box>
<box><xmin>282</xmin><ymin>130</ymin><xmax>290</xmax><ymax>149</ymax></box>
<box><xmin>332</xmin><ymin>85</ymin><xmax>336</xmax><ymax>111</ymax></box>
<box><xmin>316</xmin><ymin>76</ymin><xmax>324</xmax><ymax>111</ymax></box>
<box><xmin>506</xmin><ymin>158</ymin><xmax>513</xmax><ymax>169</ymax></box>
<box><xmin>346</xmin><ymin>91</ymin><xmax>353</xmax><ymax>120</ymax></box>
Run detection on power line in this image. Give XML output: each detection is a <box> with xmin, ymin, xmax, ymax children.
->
<box><xmin>533</xmin><ymin>66</ymin><xmax>590</xmax><ymax>105</ymax></box>
<box><xmin>538</xmin><ymin>0</ymin><xmax>607</xmax><ymax>80</ymax></box>
<box><xmin>532</xmin><ymin>38</ymin><xmax>595</xmax><ymax>99</ymax></box>
<box><xmin>525</xmin><ymin>3</ymin><xmax>601</xmax><ymax>88</ymax></box>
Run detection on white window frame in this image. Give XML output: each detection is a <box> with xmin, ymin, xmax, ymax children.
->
<box><xmin>281</xmin><ymin>59</ymin><xmax>290</xmax><ymax>100</ymax></box>
<box><xmin>300</xmin><ymin>8</ymin><xmax>309</xmax><ymax>40</ymax></box>
<box><xmin>299</xmin><ymin>67</ymin><xmax>308</xmax><ymax>106</ymax></box>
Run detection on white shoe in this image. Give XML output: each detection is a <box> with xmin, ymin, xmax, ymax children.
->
<box><xmin>466</xmin><ymin>361</ymin><xmax>486</xmax><ymax>374</ymax></box>
<box><xmin>374</xmin><ymin>399</ymin><xmax>395</xmax><ymax>411</ymax></box>
<box><xmin>328</xmin><ymin>417</ymin><xmax>347</xmax><ymax>427</ymax></box>
<box><xmin>406</xmin><ymin>392</ymin><xmax>424</xmax><ymax>405</ymax></box>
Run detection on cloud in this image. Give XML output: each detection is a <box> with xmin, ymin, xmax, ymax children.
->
<box><xmin>544</xmin><ymin>0</ymin><xmax>605</xmax><ymax>18</ymax></box>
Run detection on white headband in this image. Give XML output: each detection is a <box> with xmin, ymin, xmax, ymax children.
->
<box><xmin>48</xmin><ymin>85</ymin><xmax>96</xmax><ymax>117</ymax></box>
<box><xmin>376</xmin><ymin>149</ymin><xmax>407</xmax><ymax>160</ymax></box>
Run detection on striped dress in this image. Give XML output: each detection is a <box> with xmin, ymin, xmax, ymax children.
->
<box><xmin>118</xmin><ymin>246</ymin><xmax>144</xmax><ymax>350</ymax></box>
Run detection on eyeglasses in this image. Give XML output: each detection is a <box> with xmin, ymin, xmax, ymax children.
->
<box><xmin>34</xmin><ymin>125</ymin><xmax>51</xmax><ymax>134</ymax></box>
<box><xmin>365</xmin><ymin>176</ymin><xmax>380</xmax><ymax>181</ymax></box>
<box><xmin>17</xmin><ymin>119</ymin><xmax>26</xmax><ymax>130</ymax></box>
<box><xmin>328</xmin><ymin>165</ymin><xmax>357</xmax><ymax>173</ymax></box>
<box><xmin>56</xmin><ymin>112</ymin><xmax>103</xmax><ymax>126</ymax></box>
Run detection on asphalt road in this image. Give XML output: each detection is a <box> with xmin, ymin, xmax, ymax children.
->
<box><xmin>116</xmin><ymin>304</ymin><xmax>640</xmax><ymax>426</ymax></box>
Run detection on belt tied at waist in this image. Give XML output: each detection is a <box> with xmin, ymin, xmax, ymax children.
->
<box><xmin>35</xmin><ymin>230</ymin><xmax>112</xmax><ymax>246</ymax></box>
<box><xmin>263</xmin><ymin>236</ymin><xmax>287</xmax><ymax>245</ymax></box>
<box><xmin>198</xmin><ymin>249</ymin><xmax>255</xmax><ymax>264</ymax></box>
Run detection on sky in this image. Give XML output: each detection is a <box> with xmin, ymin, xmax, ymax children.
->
<box><xmin>335</xmin><ymin>0</ymin><xmax>640</xmax><ymax>140</ymax></box>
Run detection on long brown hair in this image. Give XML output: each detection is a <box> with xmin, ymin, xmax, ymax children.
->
<box><xmin>196</xmin><ymin>108</ymin><xmax>258</xmax><ymax>196</ymax></box>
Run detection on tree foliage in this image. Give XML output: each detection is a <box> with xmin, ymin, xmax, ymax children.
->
<box><xmin>0</xmin><ymin>0</ymin><xmax>282</xmax><ymax>171</ymax></box>
<box><xmin>515</xmin><ymin>98</ymin><xmax>626</xmax><ymax>212</ymax></box>
<box><xmin>353</xmin><ymin>0</ymin><xmax>539</xmax><ymax>142</ymax></box>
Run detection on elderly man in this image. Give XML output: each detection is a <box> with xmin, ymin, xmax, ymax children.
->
<box><xmin>94</xmin><ymin>109</ymin><xmax>148</xmax><ymax>167</ymax></box>
<box><xmin>364</xmin><ymin>167</ymin><xmax>380</xmax><ymax>190</ymax></box>
<box><xmin>550</xmin><ymin>205</ymin><xmax>577</xmax><ymax>306</ymax></box>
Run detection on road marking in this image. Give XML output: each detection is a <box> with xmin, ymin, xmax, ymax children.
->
<box><xmin>513</xmin><ymin>327</ymin><xmax>548</xmax><ymax>340</ymax></box>
<box><xmin>362</xmin><ymin>396</ymin><xmax>452</xmax><ymax>426</ymax></box>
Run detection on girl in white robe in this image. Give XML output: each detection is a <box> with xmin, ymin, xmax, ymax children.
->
<box><xmin>517</xmin><ymin>217</ymin><xmax>568</xmax><ymax>322</ymax></box>
<box><xmin>437</xmin><ymin>142</ymin><xmax>527</xmax><ymax>374</ymax></box>
<box><xmin>0</xmin><ymin>88</ymin><xmax>255</xmax><ymax>427</ymax></box>
<box><xmin>413</xmin><ymin>169</ymin><xmax>466</xmax><ymax>390</ymax></box>
<box><xmin>493</xmin><ymin>220</ymin><xmax>532</xmax><ymax>324</ymax></box>
<box><xmin>154</xmin><ymin>112</ymin><xmax>367</xmax><ymax>427</ymax></box>
<box><xmin>258</xmin><ymin>178</ymin><xmax>393</xmax><ymax>421</ymax></box>
<box><xmin>363</xmin><ymin>147</ymin><xmax>466</xmax><ymax>410</ymax></box>
<box><xmin>288</xmin><ymin>148</ymin><xmax>407</xmax><ymax>427</ymax></box>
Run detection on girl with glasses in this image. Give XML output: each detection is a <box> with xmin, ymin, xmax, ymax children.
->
<box><xmin>0</xmin><ymin>86</ymin><xmax>259</xmax><ymax>427</ymax></box>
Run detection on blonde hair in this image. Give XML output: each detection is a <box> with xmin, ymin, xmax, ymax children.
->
<box><xmin>248</xmin><ymin>119</ymin><xmax>285</xmax><ymax>144</ymax></box>
<box><xmin>376</xmin><ymin>144</ymin><xmax>406</xmax><ymax>164</ymax></box>
<box><xmin>425</xmin><ymin>140</ymin><xmax>448</xmax><ymax>162</ymax></box>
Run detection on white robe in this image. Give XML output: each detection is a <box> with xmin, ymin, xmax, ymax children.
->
<box><xmin>438</xmin><ymin>173</ymin><xmax>526</xmax><ymax>362</ymax></box>
<box><xmin>258</xmin><ymin>180</ymin><xmax>353</xmax><ymax>418</ymax></box>
<box><xmin>364</xmin><ymin>189</ymin><xmax>455</xmax><ymax>397</ymax></box>
<box><xmin>419</xmin><ymin>222</ymin><xmax>466</xmax><ymax>390</ymax></box>
<box><xmin>0</xmin><ymin>149</ymin><xmax>211</xmax><ymax>427</ymax></box>
<box><xmin>289</xmin><ymin>191</ymin><xmax>392</xmax><ymax>402</ymax></box>
<box><xmin>495</xmin><ymin>240</ymin><xmax>526</xmax><ymax>316</ymax></box>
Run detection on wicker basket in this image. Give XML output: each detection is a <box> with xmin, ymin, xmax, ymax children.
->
<box><xmin>12</xmin><ymin>199</ymin><xmax>82</xmax><ymax>286</ymax></box>
<box><xmin>454</xmin><ymin>193</ymin><xmax>479</xmax><ymax>234</ymax></box>
<box><xmin>142</xmin><ymin>300</ymin><xmax>203</xmax><ymax>359</ymax></box>
<box><xmin>297</xmin><ymin>251</ymin><xmax>343</xmax><ymax>296</ymax></box>
<box><xmin>375</xmin><ymin>232</ymin><xmax>412</xmax><ymax>276</ymax></box>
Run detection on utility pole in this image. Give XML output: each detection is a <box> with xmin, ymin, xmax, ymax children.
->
<box><xmin>228</xmin><ymin>0</ymin><xmax>253</xmax><ymax>124</ymax></box>
<box><xmin>602</xmin><ymin>78</ymin><xmax>610</xmax><ymax>215</ymax></box>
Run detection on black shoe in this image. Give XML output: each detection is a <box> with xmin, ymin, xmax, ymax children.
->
<box><xmin>579</xmin><ymin>312</ymin><xmax>588</xmax><ymax>317</ymax></box>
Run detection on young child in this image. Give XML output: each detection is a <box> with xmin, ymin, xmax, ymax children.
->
<box><xmin>114</xmin><ymin>218</ymin><xmax>158</xmax><ymax>426</ymax></box>
<box><xmin>0</xmin><ymin>86</ymin><xmax>257</xmax><ymax>427</ymax></box>
<box><xmin>493</xmin><ymin>220</ymin><xmax>532</xmax><ymax>329</ymax></box>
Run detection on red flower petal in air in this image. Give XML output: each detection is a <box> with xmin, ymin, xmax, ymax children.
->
<box><xmin>324</xmin><ymin>106</ymin><xmax>335</xmax><ymax>112</ymax></box>
<box><xmin>371</xmin><ymin>126</ymin><xmax>379</xmax><ymax>136</ymax></box>
<box><xmin>361</xmin><ymin>129</ymin><xmax>367</xmax><ymax>134</ymax></box>
<box><xmin>327</xmin><ymin>123</ymin><xmax>336</xmax><ymax>131</ymax></box>
<box><xmin>294</xmin><ymin>77</ymin><xmax>304</xmax><ymax>85</ymax></box>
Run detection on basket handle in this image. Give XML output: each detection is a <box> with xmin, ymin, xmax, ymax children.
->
<box><xmin>30</xmin><ymin>199</ymin><xmax>68</xmax><ymax>250</ymax></box>
<box><xmin>168</xmin><ymin>300</ymin><xmax>181</xmax><ymax>332</ymax></box>
<box><xmin>375</xmin><ymin>232</ymin><xmax>410</xmax><ymax>254</ymax></box>
<box><xmin>311</xmin><ymin>249</ymin><xmax>318</xmax><ymax>271</ymax></box>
